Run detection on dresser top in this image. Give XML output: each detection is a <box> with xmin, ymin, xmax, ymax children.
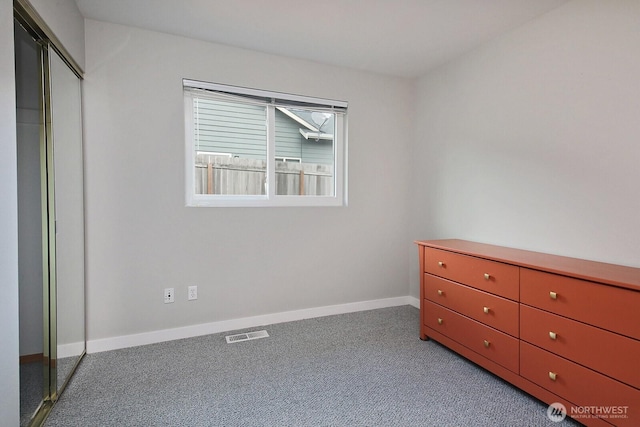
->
<box><xmin>415</xmin><ymin>239</ymin><xmax>640</xmax><ymax>291</ymax></box>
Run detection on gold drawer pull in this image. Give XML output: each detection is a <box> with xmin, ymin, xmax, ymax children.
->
<box><xmin>483</xmin><ymin>340</ymin><xmax>490</xmax><ymax>348</ymax></box>
<box><xmin>549</xmin><ymin>371</ymin><xmax>557</xmax><ymax>381</ymax></box>
<box><xmin>484</xmin><ymin>273</ymin><xmax>491</xmax><ymax>280</ymax></box>
<box><xmin>549</xmin><ymin>331</ymin><xmax>557</xmax><ymax>340</ymax></box>
<box><xmin>438</xmin><ymin>261</ymin><xmax>445</xmax><ymax>267</ymax></box>
<box><xmin>483</xmin><ymin>306</ymin><xmax>490</xmax><ymax>314</ymax></box>
<box><xmin>437</xmin><ymin>318</ymin><xmax>443</xmax><ymax>325</ymax></box>
<box><xmin>549</xmin><ymin>291</ymin><xmax>558</xmax><ymax>300</ymax></box>
<box><xmin>437</xmin><ymin>289</ymin><xmax>443</xmax><ymax>296</ymax></box>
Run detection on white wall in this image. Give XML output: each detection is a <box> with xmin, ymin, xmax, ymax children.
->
<box><xmin>410</xmin><ymin>0</ymin><xmax>640</xmax><ymax>296</ymax></box>
<box><xmin>0</xmin><ymin>0</ymin><xmax>20</xmax><ymax>424</ymax></box>
<box><xmin>83</xmin><ymin>20</ymin><xmax>414</xmax><ymax>343</ymax></box>
<box><xmin>29</xmin><ymin>0</ymin><xmax>85</xmax><ymax>70</ymax></box>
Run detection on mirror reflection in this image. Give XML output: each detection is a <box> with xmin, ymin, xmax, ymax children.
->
<box><xmin>49</xmin><ymin>47</ymin><xmax>86</xmax><ymax>394</ymax></box>
<box><xmin>14</xmin><ymin>15</ymin><xmax>86</xmax><ymax>427</ymax></box>
<box><xmin>15</xmin><ymin>20</ymin><xmax>45</xmax><ymax>426</ymax></box>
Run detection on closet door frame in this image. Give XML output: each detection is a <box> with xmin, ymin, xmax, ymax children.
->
<box><xmin>14</xmin><ymin>1</ymin><xmax>85</xmax><ymax>425</ymax></box>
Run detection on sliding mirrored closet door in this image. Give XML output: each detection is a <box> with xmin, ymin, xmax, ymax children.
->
<box><xmin>46</xmin><ymin>43</ymin><xmax>86</xmax><ymax>399</ymax></box>
<box><xmin>15</xmin><ymin>18</ymin><xmax>45</xmax><ymax>427</ymax></box>
<box><xmin>14</xmin><ymin>3</ymin><xmax>86</xmax><ymax>425</ymax></box>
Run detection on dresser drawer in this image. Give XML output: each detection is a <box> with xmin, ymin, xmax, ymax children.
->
<box><xmin>425</xmin><ymin>273</ymin><xmax>519</xmax><ymax>337</ymax></box>
<box><xmin>521</xmin><ymin>305</ymin><xmax>640</xmax><ymax>389</ymax></box>
<box><xmin>521</xmin><ymin>342</ymin><xmax>639</xmax><ymax>426</ymax></box>
<box><xmin>521</xmin><ymin>269</ymin><xmax>640</xmax><ymax>340</ymax></box>
<box><xmin>424</xmin><ymin>300</ymin><xmax>519</xmax><ymax>373</ymax></box>
<box><xmin>425</xmin><ymin>247</ymin><xmax>519</xmax><ymax>300</ymax></box>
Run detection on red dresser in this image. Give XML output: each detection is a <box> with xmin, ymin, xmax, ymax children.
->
<box><xmin>416</xmin><ymin>239</ymin><xmax>640</xmax><ymax>427</ymax></box>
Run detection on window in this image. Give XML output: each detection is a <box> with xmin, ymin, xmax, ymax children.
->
<box><xmin>184</xmin><ymin>80</ymin><xmax>348</xmax><ymax>207</ymax></box>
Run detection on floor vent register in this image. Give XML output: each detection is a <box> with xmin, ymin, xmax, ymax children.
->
<box><xmin>225</xmin><ymin>330</ymin><xmax>269</xmax><ymax>343</ymax></box>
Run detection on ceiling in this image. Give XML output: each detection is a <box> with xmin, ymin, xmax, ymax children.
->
<box><xmin>74</xmin><ymin>0</ymin><xmax>569</xmax><ymax>78</ymax></box>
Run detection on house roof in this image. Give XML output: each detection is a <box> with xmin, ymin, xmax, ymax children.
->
<box><xmin>277</xmin><ymin>107</ymin><xmax>334</xmax><ymax>141</ymax></box>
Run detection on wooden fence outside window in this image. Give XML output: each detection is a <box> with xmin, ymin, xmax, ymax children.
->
<box><xmin>195</xmin><ymin>155</ymin><xmax>333</xmax><ymax>196</ymax></box>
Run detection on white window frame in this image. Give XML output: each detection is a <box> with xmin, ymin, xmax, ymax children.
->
<box><xmin>184</xmin><ymin>79</ymin><xmax>348</xmax><ymax>207</ymax></box>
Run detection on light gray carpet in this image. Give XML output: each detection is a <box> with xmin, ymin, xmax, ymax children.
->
<box><xmin>20</xmin><ymin>362</ymin><xmax>43</xmax><ymax>426</ymax></box>
<box><xmin>57</xmin><ymin>356</ymin><xmax>79</xmax><ymax>392</ymax></box>
<box><xmin>20</xmin><ymin>356</ymin><xmax>80</xmax><ymax>426</ymax></box>
<box><xmin>45</xmin><ymin>306</ymin><xmax>580</xmax><ymax>426</ymax></box>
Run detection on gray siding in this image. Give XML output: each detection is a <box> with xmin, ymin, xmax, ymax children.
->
<box><xmin>193</xmin><ymin>98</ymin><xmax>333</xmax><ymax>165</ymax></box>
<box><xmin>274</xmin><ymin>110</ymin><xmax>334</xmax><ymax>165</ymax></box>
<box><xmin>301</xmin><ymin>138</ymin><xmax>333</xmax><ymax>166</ymax></box>
<box><xmin>274</xmin><ymin>110</ymin><xmax>302</xmax><ymax>160</ymax></box>
<box><xmin>194</xmin><ymin>98</ymin><xmax>267</xmax><ymax>160</ymax></box>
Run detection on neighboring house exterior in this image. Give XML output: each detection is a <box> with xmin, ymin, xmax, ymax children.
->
<box><xmin>192</xmin><ymin>98</ymin><xmax>335</xmax><ymax>196</ymax></box>
<box><xmin>193</xmin><ymin>98</ymin><xmax>334</xmax><ymax>165</ymax></box>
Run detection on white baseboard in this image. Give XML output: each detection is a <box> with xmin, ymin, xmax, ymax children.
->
<box><xmin>58</xmin><ymin>341</ymin><xmax>85</xmax><ymax>358</ymax></box>
<box><xmin>87</xmin><ymin>296</ymin><xmax>417</xmax><ymax>354</ymax></box>
<box><xmin>407</xmin><ymin>296</ymin><xmax>420</xmax><ymax>309</ymax></box>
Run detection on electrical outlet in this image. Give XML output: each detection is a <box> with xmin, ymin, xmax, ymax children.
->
<box><xmin>164</xmin><ymin>288</ymin><xmax>174</xmax><ymax>304</ymax></box>
<box><xmin>188</xmin><ymin>285</ymin><xmax>197</xmax><ymax>301</ymax></box>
